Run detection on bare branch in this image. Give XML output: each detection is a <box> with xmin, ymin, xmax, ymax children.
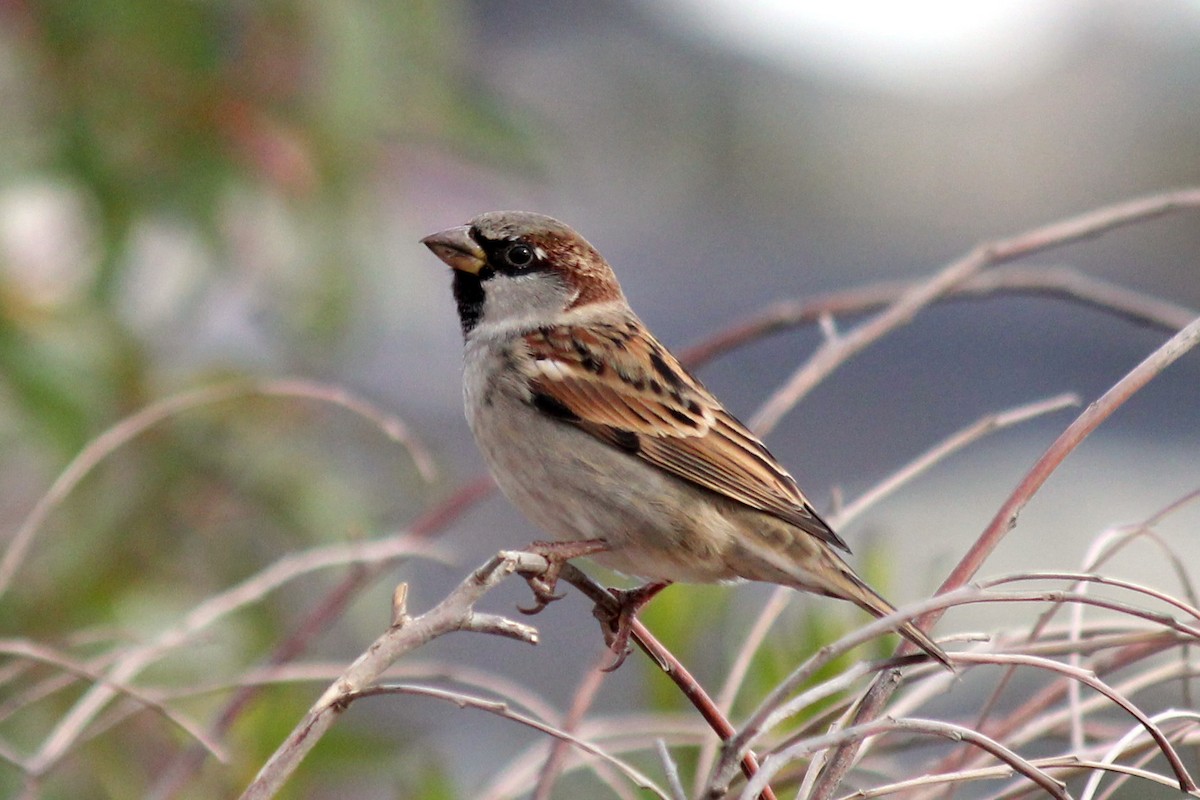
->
<box><xmin>656</xmin><ymin>738</ymin><xmax>688</xmax><ymax>800</ymax></box>
<box><xmin>679</xmin><ymin>265</ymin><xmax>1198</xmax><ymax>369</ymax></box>
<box><xmin>711</xmin><ymin>589</ymin><xmax>979</xmax><ymax>792</ymax></box>
<box><xmin>834</xmin><ymin>392</ymin><xmax>1079</xmax><ymax>524</ymax></box>
<box><xmin>951</xmin><ymin>653</ymin><xmax>1196</xmax><ymax>793</ymax></box>
<box><xmin>713</xmin><ymin>583</ymin><xmax>1200</xmax><ymax>794</ymax></box>
<box><xmin>933</xmin><ymin>313</ymin><xmax>1200</xmax><ymax>611</ymax></box>
<box><xmin>813</xmin><ymin>310</ymin><xmax>1200</xmax><ymax>798</ymax></box>
<box><xmin>751</xmin><ymin>189</ymin><xmax>1200</xmax><ymax>435</ymax></box>
<box><xmin>934</xmin><ymin>489</ymin><xmax>1200</xmax><ymax>785</ymax></box>
<box><xmin>480</xmin><ymin>715</ymin><xmax>706</xmax><ymax>800</ymax></box>
<box><xmin>349</xmin><ymin>683</ymin><xmax>670</xmax><ymax>799</ymax></box>
<box><xmin>694</xmin><ymin>392</ymin><xmax>1074</xmax><ymax>795</ymax></box>
<box><xmin>559</xmin><ymin>564</ymin><xmax>779</xmax><ymax>800</ymax></box>
<box><xmin>0</xmin><ymin>378</ymin><xmax>437</xmax><ymax>601</ymax></box>
<box><xmin>693</xmin><ymin>586</ymin><xmax>792</xmax><ymax>797</ymax></box>
<box><xmin>832</xmin><ymin>756</ymin><xmax>1192</xmax><ymax>799</ymax></box>
<box><xmin>982</xmin><ymin>571</ymin><xmax>1200</xmax><ymax>623</ymax></box>
<box><xmin>740</xmin><ymin>716</ymin><xmax>1068</xmax><ymax>800</ymax></box>
<box><xmin>0</xmin><ymin>639</ymin><xmax>226</xmax><ymax>768</ymax></box>
<box><xmin>533</xmin><ymin>651</ymin><xmax>611</xmax><ymax>800</ymax></box>
<box><xmin>240</xmin><ymin>550</ymin><xmax>548</xmax><ymax>800</ymax></box>
<box><xmin>29</xmin><ymin>533</ymin><xmax>439</xmax><ymax>779</ymax></box>
<box><xmin>1079</xmin><ymin>710</ymin><xmax>1200</xmax><ymax>800</ymax></box>
<box><xmin>149</xmin><ymin>474</ymin><xmax>497</xmax><ymax>800</ymax></box>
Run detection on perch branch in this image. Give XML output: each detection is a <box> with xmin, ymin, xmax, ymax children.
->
<box><xmin>239</xmin><ymin>550</ymin><xmax>545</xmax><ymax>800</ymax></box>
<box><xmin>559</xmin><ymin>564</ymin><xmax>779</xmax><ymax>800</ymax></box>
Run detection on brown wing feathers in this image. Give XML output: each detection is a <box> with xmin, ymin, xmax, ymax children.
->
<box><xmin>522</xmin><ymin>324</ymin><xmax>849</xmax><ymax>552</ymax></box>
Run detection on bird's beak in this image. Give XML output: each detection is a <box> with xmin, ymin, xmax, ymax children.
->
<box><xmin>420</xmin><ymin>225</ymin><xmax>487</xmax><ymax>275</ymax></box>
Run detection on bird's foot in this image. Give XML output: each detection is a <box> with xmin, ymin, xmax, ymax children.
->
<box><xmin>598</xmin><ymin>581</ymin><xmax>671</xmax><ymax>671</ymax></box>
<box><xmin>517</xmin><ymin>538</ymin><xmax>610</xmax><ymax>615</ymax></box>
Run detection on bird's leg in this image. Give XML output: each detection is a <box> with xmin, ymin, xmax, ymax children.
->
<box><xmin>599</xmin><ymin>580</ymin><xmax>671</xmax><ymax>671</ymax></box>
<box><xmin>518</xmin><ymin>538</ymin><xmax>610</xmax><ymax>615</ymax></box>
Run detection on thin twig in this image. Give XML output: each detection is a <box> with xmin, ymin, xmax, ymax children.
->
<box><xmin>981</xmin><ymin>572</ymin><xmax>1200</xmax><ymax>623</ymax></box>
<box><xmin>1088</xmin><ymin>718</ymin><xmax>1200</xmax><ymax>800</ymax></box>
<box><xmin>835</xmin><ymin>392</ymin><xmax>1079</xmax><ymax>523</ymax></box>
<box><xmin>149</xmin><ymin>475</ymin><xmax>496</xmax><ymax>800</ymax></box>
<box><xmin>812</xmin><ymin>306</ymin><xmax>1200</xmax><ymax>799</ymax></box>
<box><xmin>351</xmin><ymin>683</ymin><xmax>671</xmax><ymax>799</ymax></box>
<box><xmin>932</xmin><ymin>312</ymin><xmax>1200</xmax><ymax>624</ymax></box>
<box><xmin>692</xmin><ymin>392</ymin><xmax>1075</xmax><ymax>794</ymax></box>
<box><xmin>533</xmin><ymin>651</ymin><xmax>612</xmax><ymax>800</ymax></box>
<box><xmin>950</xmin><ymin>653</ymin><xmax>1196</xmax><ymax>793</ymax></box>
<box><xmin>0</xmin><ymin>378</ymin><xmax>436</xmax><ymax>601</ymax></box>
<box><xmin>741</xmin><ymin>716</ymin><xmax>1068</xmax><ymax>800</ymax></box>
<box><xmin>692</xmin><ymin>586</ymin><xmax>792</xmax><ymax>797</ymax></box>
<box><xmin>0</xmin><ymin>639</ymin><xmax>226</xmax><ymax>766</ymax></box>
<box><xmin>29</xmin><ymin>534</ymin><xmax>440</xmax><ymax>777</ymax></box>
<box><xmin>559</xmin><ymin>564</ymin><xmax>779</xmax><ymax>800</ymax></box>
<box><xmin>656</xmin><ymin>738</ymin><xmax>688</xmax><ymax>800</ymax></box>
<box><xmin>479</xmin><ymin>716</ymin><xmax>705</xmax><ymax>800</ymax></box>
<box><xmin>679</xmin><ymin>265</ymin><xmax>1198</xmax><ymax>368</ymax></box>
<box><xmin>712</xmin><ymin>583</ymin><xmax>1200</xmax><ymax>795</ymax></box>
<box><xmin>933</xmin><ymin>489</ymin><xmax>1200</xmax><ymax>793</ymax></box>
<box><xmin>239</xmin><ymin>550</ymin><xmax>546</xmax><ymax>800</ymax></box>
<box><xmin>929</xmin><ymin>635</ymin><xmax>1183</xmax><ymax>787</ymax></box>
<box><xmin>711</xmin><ymin>589</ymin><xmax>977</xmax><ymax>793</ymax></box>
<box><xmin>1080</xmin><ymin>710</ymin><xmax>1200</xmax><ymax>800</ymax></box>
<box><xmin>750</xmin><ymin>189</ymin><xmax>1200</xmax><ymax>435</ymax></box>
<box><xmin>833</xmin><ymin>756</ymin><xmax>1192</xmax><ymax>799</ymax></box>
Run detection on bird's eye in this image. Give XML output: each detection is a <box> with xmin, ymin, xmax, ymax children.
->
<box><xmin>503</xmin><ymin>243</ymin><xmax>535</xmax><ymax>269</ymax></box>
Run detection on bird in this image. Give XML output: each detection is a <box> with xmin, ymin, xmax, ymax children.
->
<box><xmin>421</xmin><ymin>211</ymin><xmax>950</xmax><ymax>670</ymax></box>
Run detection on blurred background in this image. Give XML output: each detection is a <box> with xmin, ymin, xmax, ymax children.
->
<box><xmin>1</xmin><ymin>0</ymin><xmax>1198</xmax><ymax>797</ymax></box>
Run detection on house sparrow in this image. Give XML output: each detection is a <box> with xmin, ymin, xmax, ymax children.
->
<box><xmin>422</xmin><ymin>211</ymin><xmax>950</xmax><ymax>669</ymax></box>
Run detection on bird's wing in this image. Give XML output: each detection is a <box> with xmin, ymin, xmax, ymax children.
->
<box><xmin>520</xmin><ymin>322</ymin><xmax>849</xmax><ymax>552</ymax></box>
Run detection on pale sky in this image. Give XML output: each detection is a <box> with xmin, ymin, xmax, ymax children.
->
<box><xmin>654</xmin><ymin>0</ymin><xmax>1089</xmax><ymax>96</ymax></box>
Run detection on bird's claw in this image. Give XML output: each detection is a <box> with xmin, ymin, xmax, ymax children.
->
<box><xmin>517</xmin><ymin>538</ymin><xmax>609</xmax><ymax>616</ymax></box>
<box><xmin>517</xmin><ymin>576</ymin><xmax>566</xmax><ymax>615</ymax></box>
<box><xmin>599</xmin><ymin>607</ymin><xmax>636</xmax><ymax>671</ymax></box>
<box><xmin>595</xmin><ymin>581</ymin><xmax>670</xmax><ymax>671</ymax></box>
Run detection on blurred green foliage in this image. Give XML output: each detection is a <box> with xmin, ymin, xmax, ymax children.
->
<box><xmin>0</xmin><ymin>1</ymin><xmax>532</xmax><ymax>796</ymax></box>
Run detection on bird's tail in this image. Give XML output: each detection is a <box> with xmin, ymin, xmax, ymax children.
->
<box><xmin>834</xmin><ymin>567</ymin><xmax>953</xmax><ymax>671</ymax></box>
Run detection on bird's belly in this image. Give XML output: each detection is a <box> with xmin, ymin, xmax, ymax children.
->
<box><xmin>467</xmin><ymin>394</ymin><xmax>741</xmax><ymax>583</ymax></box>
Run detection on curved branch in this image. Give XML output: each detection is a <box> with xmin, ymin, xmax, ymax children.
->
<box><xmin>680</xmin><ymin>265</ymin><xmax>1197</xmax><ymax>368</ymax></box>
<box><xmin>951</xmin><ymin>653</ymin><xmax>1196</xmax><ymax>794</ymax></box>
<box><xmin>750</xmin><ymin>189</ymin><xmax>1200</xmax><ymax>435</ymax></box>
<box><xmin>813</xmin><ymin>308</ymin><xmax>1200</xmax><ymax>798</ymax></box>
<box><xmin>240</xmin><ymin>550</ymin><xmax>546</xmax><ymax>800</ymax></box>
<box><xmin>351</xmin><ymin>683</ymin><xmax>670</xmax><ymax>799</ymax></box>
<box><xmin>559</xmin><ymin>564</ymin><xmax>779</xmax><ymax>800</ymax></box>
<box><xmin>0</xmin><ymin>378</ymin><xmax>437</xmax><ymax>601</ymax></box>
<box><xmin>739</xmin><ymin>716</ymin><xmax>1067</xmax><ymax>800</ymax></box>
